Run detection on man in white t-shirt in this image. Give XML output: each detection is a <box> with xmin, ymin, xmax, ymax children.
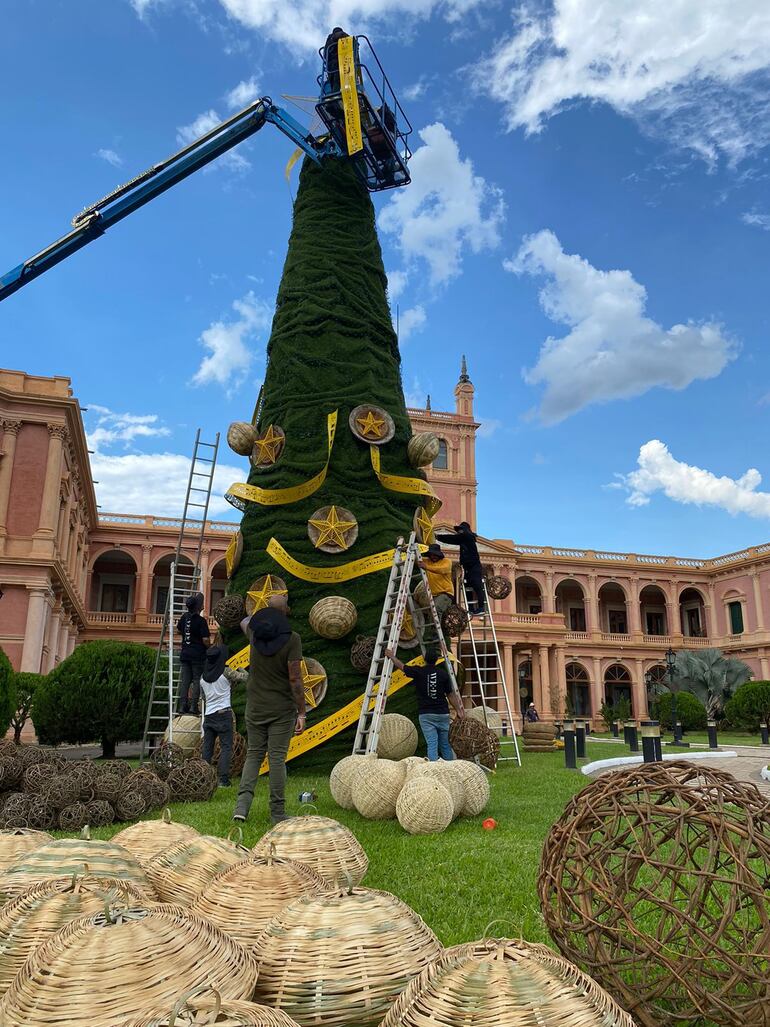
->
<box><xmin>200</xmin><ymin>642</ymin><xmax>235</xmax><ymax>787</ymax></box>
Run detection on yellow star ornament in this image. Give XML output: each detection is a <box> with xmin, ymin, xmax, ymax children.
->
<box><xmin>246</xmin><ymin>574</ymin><xmax>288</xmax><ymax>614</ymax></box>
<box><xmin>308</xmin><ymin>506</ymin><xmax>358</xmax><ymax>551</ymax></box>
<box><xmin>301</xmin><ymin>659</ymin><xmax>327</xmax><ymax>709</ymax></box>
<box><xmin>414</xmin><ymin>505</ymin><xmax>435</xmax><ymax>545</ymax></box>
<box><xmin>356</xmin><ymin>410</ymin><xmax>386</xmax><ymax>438</ymax></box>
<box><xmin>252</xmin><ymin>424</ymin><xmax>285</xmax><ymax>465</ymax></box>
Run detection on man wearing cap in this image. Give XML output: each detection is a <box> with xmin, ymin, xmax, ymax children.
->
<box><xmin>417</xmin><ymin>542</ymin><xmax>455</xmax><ymax>634</ymax></box>
<box><xmin>435</xmin><ymin>522</ymin><xmax>486</xmax><ymax>617</ymax></box>
<box><xmin>176</xmin><ymin>592</ymin><xmax>210</xmax><ymax>715</ymax></box>
<box><xmin>199</xmin><ymin>641</ymin><xmax>236</xmax><ymax>788</ymax></box>
<box><xmin>233</xmin><ymin>595</ymin><xmax>306</xmax><ymax>824</ymax></box>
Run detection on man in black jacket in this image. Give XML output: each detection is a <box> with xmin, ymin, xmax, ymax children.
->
<box><xmin>435</xmin><ymin>522</ymin><xmax>486</xmax><ymax>617</ymax></box>
<box><xmin>177</xmin><ymin>592</ymin><xmax>210</xmax><ymax>715</ymax></box>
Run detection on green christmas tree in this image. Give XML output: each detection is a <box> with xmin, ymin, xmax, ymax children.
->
<box><xmin>225</xmin><ymin>157</ymin><xmax>436</xmax><ymax>767</ymax></box>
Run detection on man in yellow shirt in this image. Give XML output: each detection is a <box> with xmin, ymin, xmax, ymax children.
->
<box><xmin>417</xmin><ymin>543</ymin><xmax>455</xmax><ymax>637</ymax></box>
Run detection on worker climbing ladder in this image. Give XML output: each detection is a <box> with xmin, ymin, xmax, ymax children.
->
<box><xmin>458</xmin><ymin>574</ymin><xmax>522</xmax><ymax>766</ymax></box>
<box><xmin>352</xmin><ymin>533</ymin><xmax>459</xmax><ymax>756</ymax></box>
<box><xmin>140</xmin><ymin>430</ymin><xmax>221</xmax><ymax>763</ymax></box>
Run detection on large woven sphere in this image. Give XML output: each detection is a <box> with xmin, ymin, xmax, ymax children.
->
<box><xmin>146</xmin><ymin>833</ymin><xmax>249</xmax><ymax>905</ymax></box>
<box><xmin>0</xmin><ymin>874</ymin><xmax>150</xmax><ymax>998</ymax></box>
<box><xmin>349</xmin><ymin>634</ymin><xmax>376</xmax><ymax>673</ymax></box>
<box><xmin>152</xmin><ymin>741</ymin><xmax>187</xmax><ymax>780</ymax></box>
<box><xmin>163</xmin><ymin>715</ymin><xmax>202</xmax><ymax>756</ymax></box>
<box><xmin>407</xmin><ymin>431</ymin><xmax>440</xmax><ymax>468</ymax></box>
<box><xmin>402</xmin><ymin>756</ymin><xmax>429</xmax><ymax>775</ymax></box>
<box><xmin>451</xmin><ymin>760</ymin><xmax>490</xmax><ymax>816</ymax></box>
<box><xmin>213</xmin><ymin>593</ymin><xmax>246</xmax><ymax>629</ymax></box>
<box><xmin>486</xmin><ymin>574</ymin><xmax>512</xmax><ymax>600</ymax></box>
<box><xmin>351</xmin><ymin>758</ymin><xmax>406</xmax><ymax>820</ymax></box>
<box><xmin>253</xmin><ymin>885</ymin><xmax>442</xmax><ymax>1027</ymax></box>
<box><xmin>0</xmin><ymin>828</ymin><xmax>52</xmax><ymax>873</ymax></box>
<box><xmin>412</xmin><ymin>761</ymin><xmax>464</xmax><ymax>820</ymax></box>
<box><xmin>329</xmin><ymin>754</ymin><xmax>369</xmax><ymax>810</ymax></box>
<box><xmin>123</xmin><ymin>768</ymin><xmax>172</xmax><ymax>810</ymax></box>
<box><xmin>0</xmin><ymin>903</ymin><xmax>257</xmax><ymax>1027</ymax></box>
<box><xmin>167</xmin><ymin>758</ymin><xmax>218</xmax><ymax>802</ymax></box>
<box><xmin>449</xmin><ymin>718</ymin><xmax>500</xmax><ymax>770</ymax></box>
<box><xmin>254</xmin><ymin>815</ymin><xmax>368</xmax><ymax>887</ymax></box>
<box><xmin>396</xmin><ymin>776</ymin><xmax>453</xmax><ymax>835</ymax></box>
<box><xmin>112</xmin><ymin>809</ymin><xmax>200</xmax><ymax>865</ymax></box>
<box><xmin>468</xmin><ymin>705</ymin><xmax>504</xmax><ymax>736</ymax></box>
<box><xmin>380</xmin><ymin>937</ymin><xmax>635</xmax><ymax>1027</ymax></box>
<box><xmin>442</xmin><ymin>604</ymin><xmax>468</xmax><ymax>637</ymax></box>
<box><xmin>131</xmin><ymin>991</ymin><xmax>302</xmax><ymax>1026</ymax></box>
<box><xmin>192</xmin><ymin>851</ymin><xmax>327</xmax><ymax>948</ymax></box>
<box><xmin>227</xmin><ymin>420</ymin><xmax>258</xmax><ymax>456</ymax></box>
<box><xmin>539</xmin><ymin>761</ymin><xmax>770</xmax><ymax>1027</ymax></box>
<box><xmin>377</xmin><ymin>713</ymin><xmax>418</xmax><ymax>760</ymax></box>
<box><xmin>308</xmin><ymin>596</ymin><xmax>357</xmax><ymax>639</ymax></box>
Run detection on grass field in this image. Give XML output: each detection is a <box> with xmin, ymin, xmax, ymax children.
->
<box><xmin>77</xmin><ymin>741</ymin><xmax>621</xmax><ymax>947</ymax></box>
<box><xmin>591</xmin><ymin>729</ymin><xmax>768</xmax><ymax>749</ymax></box>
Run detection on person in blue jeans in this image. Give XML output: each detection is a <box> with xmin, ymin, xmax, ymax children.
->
<box><xmin>385</xmin><ymin>646</ymin><xmax>465</xmax><ymax>760</ymax></box>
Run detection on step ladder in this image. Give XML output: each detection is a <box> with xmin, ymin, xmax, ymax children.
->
<box><xmin>352</xmin><ymin>533</ymin><xmax>459</xmax><ymax>756</ymax></box>
<box><xmin>140</xmin><ymin>429</ymin><xmax>221</xmax><ymax>762</ymax></box>
<box><xmin>458</xmin><ymin>573</ymin><xmax>522</xmax><ymax>766</ymax></box>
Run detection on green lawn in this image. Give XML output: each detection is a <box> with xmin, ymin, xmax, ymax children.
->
<box><xmin>591</xmin><ymin>729</ymin><xmax>768</xmax><ymax>749</ymax></box>
<box><xmin>73</xmin><ymin>741</ymin><xmax>621</xmax><ymax>947</ymax></box>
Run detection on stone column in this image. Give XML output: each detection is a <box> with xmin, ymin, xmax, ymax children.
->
<box><xmin>20</xmin><ymin>587</ymin><xmax>50</xmax><ymax>673</ymax></box>
<box><xmin>633</xmin><ymin>657</ymin><xmax>647</xmax><ymax>720</ymax></box>
<box><xmin>554</xmin><ymin>646</ymin><xmax>566</xmax><ymax>717</ymax></box>
<box><xmin>34</xmin><ymin>424</ymin><xmax>68</xmax><ymax>545</ymax></box>
<box><xmin>539</xmin><ymin>645</ymin><xmax>553</xmax><ymax>716</ymax></box>
<box><xmin>707</xmin><ymin>581</ymin><xmax>719</xmax><ymax>639</ymax></box>
<box><xmin>760</xmin><ymin>653</ymin><xmax>769</xmax><ymax>680</ymax></box>
<box><xmin>667</xmin><ymin>579</ymin><xmax>683</xmax><ymax>642</ymax></box>
<box><xmin>543</xmin><ymin>570</ymin><xmax>555</xmax><ymax>614</ymax></box>
<box><xmin>199</xmin><ymin>546</ymin><xmax>211</xmax><ymax>610</ymax></box>
<box><xmin>586</xmin><ymin>573</ymin><xmax>598</xmax><ymax>636</ymax></box>
<box><xmin>591</xmin><ymin>656</ymin><xmax>603</xmax><ymax>721</ymax></box>
<box><xmin>751</xmin><ymin>570</ymin><xmax>764</xmax><ymax>632</ymax></box>
<box><xmin>501</xmin><ymin>643</ymin><xmax>518</xmax><ymax>718</ymax></box>
<box><xmin>628</xmin><ymin>578</ymin><xmax>642</xmax><ymax>638</ymax></box>
<box><xmin>44</xmin><ymin>600</ymin><xmax>63</xmax><ymax>673</ymax></box>
<box><xmin>136</xmin><ymin>544</ymin><xmax>153</xmax><ymax>622</ymax></box>
<box><xmin>0</xmin><ymin>419</ymin><xmax>22</xmax><ymax>554</ymax></box>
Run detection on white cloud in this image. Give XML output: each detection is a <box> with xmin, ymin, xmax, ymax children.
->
<box><xmin>480</xmin><ymin>1</ymin><xmax>770</xmax><ymax>164</ymax></box>
<box><xmin>176</xmin><ymin>110</ymin><xmax>250</xmax><ymax>172</ymax></box>
<box><xmin>86</xmin><ymin>406</ymin><xmax>170</xmax><ymax>451</ymax></box>
<box><xmin>403</xmin><ymin>377</ymin><xmax>427</xmax><ymax>408</ymax></box>
<box><xmin>387</xmin><ymin>269</ymin><xmax>409</xmax><ymax>302</ymax></box>
<box><xmin>617</xmin><ymin>439</ymin><xmax>770</xmax><ymax>518</ymax></box>
<box><xmin>378</xmin><ymin>123</ymin><xmax>504</xmax><ymax>287</ymax></box>
<box><xmin>397</xmin><ymin>305</ymin><xmax>426</xmax><ymax>341</ymax></box>
<box><xmin>403</xmin><ymin>78</ymin><xmax>429</xmax><ymax>101</ymax></box>
<box><xmin>476</xmin><ymin>418</ymin><xmax>502</xmax><ymax>438</ymax></box>
<box><xmin>95</xmin><ymin>148</ymin><xmax>123</xmax><ymax>167</ymax></box>
<box><xmin>742</xmin><ymin>212</ymin><xmax>770</xmax><ymax>230</ymax></box>
<box><xmin>226</xmin><ymin>77</ymin><xmax>261</xmax><ymax>110</ymax></box>
<box><xmin>507</xmin><ymin>229</ymin><xmax>738</xmax><ymax>423</ymax></box>
<box><xmin>191</xmin><ymin>291</ymin><xmax>272</xmax><ymax>392</ymax></box>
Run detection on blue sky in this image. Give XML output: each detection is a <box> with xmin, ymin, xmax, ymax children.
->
<box><xmin>2</xmin><ymin>0</ymin><xmax>770</xmax><ymax>558</ymax></box>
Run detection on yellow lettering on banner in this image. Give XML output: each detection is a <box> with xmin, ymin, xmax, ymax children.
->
<box><xmin>284</xmin><ymin>146</ymin><xmax>303</xmax><ymax>181</ymax></box>
<box><xmin>266</xmin><ymin>537</ymin><xmax>417</xmax><ymax>584</ymax></box>
<box><xmin>225</xmin><ymin>411</ymin><xmax>337</xmax><ymax>508</ymax></box>
<box><xmin>227</xmin><ymin>645</ymin><xmax>250</xmax><ymax>671</ymax></box>
<box><xmin>338</xmin><ymin>36</ymin><xmax>363</xmax><ymax>156</ymax></box>
<box><xmin>369</xmin><ymin>447</ymin><xmax>442</xmax><ymax>517</ymax></box>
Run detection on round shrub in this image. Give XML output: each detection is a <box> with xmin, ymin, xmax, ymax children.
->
<box><xmin>724</xmin><ymin>681</ymin><xmax>770</xmax><ymax>731</ymax></box>
<box><xmin>0</xmin><ymin>647</ymin><xmax>15</xmax><ymax>739</ymax></box>
<box><xmin>658</xmin><ymin>691</ymin><xmax>708</xmax><ymax>731</ymax></box>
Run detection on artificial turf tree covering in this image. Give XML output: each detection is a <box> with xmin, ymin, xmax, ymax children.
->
<box><xmin>226</xmin><ymin>158</ymin><xmax>426</xmax><ymax>768</ymax></box>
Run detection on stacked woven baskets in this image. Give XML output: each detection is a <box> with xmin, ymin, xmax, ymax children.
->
<box><xmin>523</xmin><ymin>721</ymin><xmax>561</xmax><ymax>752</ymax></box>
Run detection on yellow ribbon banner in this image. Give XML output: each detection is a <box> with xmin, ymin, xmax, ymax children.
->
<box><xmin>338</xmin><ymin>35</ymin><xmax>363</xmax><ymax>156</ymax></box>
<box><xmin>370</xmin><ymin>447</ymin><xmax>443</xmax><ymax>517</ymax></box>
<box><xmin>225</xmin><ymin>411</ymin><xmax>337</xmax><ymax>510</ymax></box>
<box><xmin>266</xmin><ymin>536</ymin><xmax>411</xmax><ymax>583</ymax></box>
<box><xmin>284</xmin><ymin>146</ymin><xmax>303</xmax><ymax>182</ymax></box>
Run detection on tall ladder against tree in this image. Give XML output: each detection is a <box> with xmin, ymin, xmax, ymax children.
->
<box><xmin>352</xmin><ymin>533</ymin><xmax>458</xmax><ymax>756</ymax></box>
<box><xmin>140</xmin><ymin>430</ymin><xmax>221</xmax><ymax>763</ymax></box>
<box><xmin>458</xmin><ymin>574</ymin><xmax>522</xmax><ymax>766</ymax></box>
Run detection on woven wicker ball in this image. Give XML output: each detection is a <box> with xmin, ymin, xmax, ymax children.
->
<box><xmin>163</xmin><ymin>715</ymin><xmax>203</xmax><ymax>756</ymax></box>
<box><xmin>93</xmin><ymin>770</ymin><xmax>122</xmax><ymax>804</ymax></box>
<box><xmin>396</xmin><ymin>776</ymin><xmax>453</xmax><ymax>835</ymax></box>
<box><xmin>26</xmin><ymin>795</ymin><xmax>57</xmax><ymax>831</ymax></box>
<box><xmin>376</xmin><ymin>713</ymin><xmax>418</xmax><ymax>760</ymax></box>
<box><xmin>407</xmin><ymin>431</ymin><xmax>440</xmax><ymax>468</ymax></box>
<box><xmin>0</xmin><ymin>903</ymin><xmax>258</xmax><ymax>1027</ymax></box>
<box><xmin>213</xmin><ymin>593</ymin><xmax>246</xmax><ymax>629</ymax></box>
<box><xmin>308</xmin><ymin>595</ymin><xmax>358</xmax><ymax>639</ymax></box>
<box><xmin>0</xmin><ymin>874</ymin><xmax>150</xmax><ymax>999</ymax></box>
<box><xmin>0</xmin><ymin>739</ymin><xmax>17</xmax><ymax>759</ymax></box>
<box><xmin>146</xmin><ymin>832</ymin><xmax>249</xmax><ymax>905</ymax></box>
<box><xmin>97</xmin><ymin>759</ymin><xmax>132</xmax><ymax>779</ymax></box>
<box><xmin>0</xmin><ymin>793</ymin><xmax>32</xmax><ymax>829</ymax></box>
<box><xmin>350</xmin><ymin>634</ymin><xmax>376</xmax><ymax>673</ymax></box>
<box><xmin>227</xmin><ymin>420</ymin><xmax>258</xmax><ymax>456</ymax></box>
<box><xmin>68</xmin><ymin>760</ymin><xmax>99</xmax><ymax>801</ymax></box>
<box><xmin>253</xmin><ymin>885</ymin><xmax>442</xmax><ymax>1026</ymax></box>
<box><xmin>0</xmin><ymin>828</ymin><xmax>52</xmax><ymax>873</ymax></box>
<box><xmin>442</xmin><ymin>604</ymin><xmax>469</xmax><ymax>637</ymax></box>
<box><xmin>468</xmin><ymin>705</ymin><xmax>504</xmax><ymax>736</ymax></box>
<box><xmin>22</xmin><ymin>761</ymin><xmax>57</xmax><ymax>795</ymax></box>
<box><xmin>152</xmin><ymin>742</ymin><xmax>187</xmax><ymax>780</ymax></box>
<box><xmin>329</xmin><ymin>755</ymin><xmax>369</xmax><ymax>810</ymax></box>
<box><xmin>192</xmin><ymin>851</ymin><xmax>327</xmax><ymax>948</ymax></box>
<box><xmin>124</xmin><ymin>769</ymin><xmax>171</xmax><ymax>810</ymax></box>
<box><xmin>380</xmin><ymin>937</ymin><xmax>636</xmax><ymax>1027</ymax></box>
<box><xmin>539</xmin><ymin>761</ymin><xmax>770</xmax><ymax>1027</ymax></box>
<box><xmin>486</xmin><ymin>574</ymin><xmax>512</xmax><ymax>600</ymax></box>
<box><xmin>451</xmin><ymin>760</ymin><xmax>490</xmax><ymax>816</ymax></box>
<box><xmin>43</xmin><ymin>773</ymin><xmax>81</xmax><ymax>810</ymax></box>
<box><xmin>115</xmin><ymin>790</ymin><xmax>147</xmax><ymax>822</ymax></box>
<box><xmin>130</xmin><ymin>991</ymin><xmax>303</xmax><ymax>1026</ymax></box>
<box><xmin>412</xmin><ymin>762</ymin><xmax>464</xmax><ymax>820</ymax></box>
<box><xmin>351</xmin><ymin>758</ymin><xmax>407</xmax><ymax>820</ymax></box>
<box><xmin>17</xmin><ymin>746</ymin><xmax>58</xmax><ymax>770</ymax></box>
<box><xmin>0</xmin><ymin>754</ymin><xmax>23</xmax><ymax>790</ymax></box>
<box><xmin>167</xmin><ymin>758</ymin><xmax>218</xmax><ymax>802</ymax></box>
<box><xmin>85</xmin><ymin>800</ymin><xmax>115</xmax><ymax>827</ymax></box>
<box><xmin>113</xmin><ymin>808</ymin><xmax>200</xmax><ymax>865</ymax></box>
<box><xmin>58</xmin><ymin>802</ymin><xmax>90</xmax><ymax>832</ymax></box>
<box><xmin>449</xmin><ymin>718</ymin><xmax>500</xmax><ymax>770</ymax></box>
<box><xmin>254</xmin><ymin>815</ymin><xmax>368</xmax><ymax>887</ymax></box>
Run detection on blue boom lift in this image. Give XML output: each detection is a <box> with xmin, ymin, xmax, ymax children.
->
<box><xmin>0</xmin><ymin>35</ymin><xmax>412</xmax><ymax>303</ymax></box>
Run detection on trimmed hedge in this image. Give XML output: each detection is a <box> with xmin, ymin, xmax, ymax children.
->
<box><xmin>724</xmin><ymin>680</ymin><xmax>770</xmax><ymax>731</ymax></box>
<box><xmin>657</xmin><ymin>691</ymin><xmax>708</xmax><ymax>731</ymax></box>
<box><xmin>0</xmin><ymin>645</ymin><xmax>15</xmax><ymax>737</ymax></box>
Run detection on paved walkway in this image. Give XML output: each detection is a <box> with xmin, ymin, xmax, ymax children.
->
<box><xmin>588</xmin><ymin>745</ymin><xmax>770</xmax><ymax>796</ymax></box>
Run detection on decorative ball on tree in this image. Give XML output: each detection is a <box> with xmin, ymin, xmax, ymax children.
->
<box><xmin>227</xmin><ymin>421</ymin><xmax>258</xmax><ymax>456</ymax></box>
<box><xmin>407</xmin><ymin>432</ymin><xmax>440</xmax><ymax>468</ymax></box>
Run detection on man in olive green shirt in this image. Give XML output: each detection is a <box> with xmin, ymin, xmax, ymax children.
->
<box><xmin>233</xmin><ymin>595</ymin><xmax>306</xmax><ymax>824</ymax></box>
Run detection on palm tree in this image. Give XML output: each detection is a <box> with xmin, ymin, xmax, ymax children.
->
<box><xmin>673</xmin><ymin>649</ymin><xmax>752</xmax><ymax>718</ymax></box>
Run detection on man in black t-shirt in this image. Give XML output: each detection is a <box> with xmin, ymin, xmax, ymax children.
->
<box><xmin>385</xmin><ymin>646</ymin><xmax>464</xmax><ymax>761</ymax></box>
<box><xmin>435</xmin><ymin>522</ymin><xmax>487</xmax><ymax>617</ymax></box>
<box><xmin>176</xmin><ymin>592</ymin><xmax>210</xmax><ymax>715</ymax></box>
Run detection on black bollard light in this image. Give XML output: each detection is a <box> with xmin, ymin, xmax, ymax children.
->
<box><xmin>627</xmin><ymin>720</ymin><xmax>639</xmax><ymax>752</ymax></box>
<box><xmin>707</xmin><ymin>718</ymin><xmax>718</xmax><ymax>749</ymax></box>
<box><xmin>563</xmin><ymin>719</ymin><xmax>577</xmax><ymax>770</ymax></box>
<box><xmin>554</xmin><ymin>720</ymin><xmax>562</xmax><ymax>740</ymax></box>
<box><xmin>761</xmin><ymin>721</ymin><xmax>770</xmax><ymax>745</ymax></box>
<box><xmin>575</xmin><ymin>719</ymin><xmax>586</xmax><ymax>759</ymax></box>
<box><xmin>641</xmin><ymin>720</ymin><xmax>661</xmax><ymax>763</ymax></box>
<box><xmin>612</xmin><ymin>720</ymin><xmax>619</xmax><ymax>738</ymax></box>
<box><xmin>623</xmin><ymin>721</ymin><xmax>633</xmax><ymax>748</ymax></box>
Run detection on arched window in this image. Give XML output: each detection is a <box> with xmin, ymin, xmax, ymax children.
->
<box><xmin>604</xmin><ymin>663</ymin><xmax>633</xmax><ymax>713</ymax></box>
<box><xmin>566</xmin><ymin>662</ymin><xmax>591</xmax><ymax>716</ymax></box>
<box><xmin>433</xmin><ymin>439</ymin><xmax>448</xmax><ymax>470</ymax></box>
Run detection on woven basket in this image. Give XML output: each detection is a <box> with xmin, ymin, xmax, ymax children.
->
<box><xmin>442</xmin><ymin>604</ymin><xmax>468</xmax><ymax>637</ymax></box>
<box><xmin>308</xmin><ymin>596</ymin><xmax>358</xmax><ymax>640</ymax></box>
<box><xmin>227</xmin><ymin>420</ymin><xmax>258</xmax><ymax>456</ymax></box>
<box><xmin>167</xmin><ymin>758</ymin><xmax>218</xmax><ymax>802</ymax></box>
<box><xmin>486</xmin><ymin>574</ymin><xmax>512</xmax><ymax>600</ymax></box>
<box><xmin>112</xmin><ymin>809</ymin><xmax>201</xmax><ymax>866</ymax></box>
<box><xmin>468</xmin><ymin>705</ymin><xmax>504</xmax><ymax>736</ymax></box>
<box><xmin>253</xmin><ymin>885</ymin><xmax>442</xmax><ymax>1027</ymax></box>
<box><xmin>191</xmin><ymin>848</ymin><xmax>327</xmax><ymax>948</ymax></box>
<box><xmin>412</xmin><ymin>762</ymin><xmax>464</xmax><ymax>820</ymax></box>
<box><xmin>123</xmin><ymin>768</ymin><xmax>172</xmax><ymax>810</ymax></box>
<box><xmin>254</xmin><ymin>815</ymin><xmax>368</xmax><ymax>887</ymax></box>
<box><xmin>163</xmin><ymin>715</ymin><xmax>203</xmax><ymax>756</ymax></box>
<box><xmin>98</xmin><ymin>759</ymin><xmax>132</xmax><ymax>779</ymax></box>
<box><xmin>402</xmin><ymin>756</ymin><xmax>429</xmax><ymax>774</ymax></box>
<box><xmin>396</xmin><ymin>777</ymin><xmax>453</xmax><ymax>835</ymax></box>
<box><xmin>351</xmin><ymin>758</ymin><xmax>406</xmax><ymax>820</ymax></box>
<box><xmin>213</xmin><ymin>593</ymin><xmax>246</xmax><ymax>629</ymax></box>
<box><xmin>85</xmin><ymin>800</ymin><xmax>115</xmax><ymax>827</ymax></box>
<box><xmin>329</xmin><ymin>755</ymin><xmax>369</xmax><ymax>810</ymax></box>
<box><xmin>449</xmin><ymin>718</ymin><xmax>500</xmax><ymax>770</ymax></box>
<box><xmin>379</xmin><ymin>937</ymin><xmax>635</xmax><ymax>1027</ymax></box>
<box><xmin>451</xmin><ymin>760</ymin><xmax>490</xmax><ymax>816</ymax></box>
<box><xmin>129</xmin><ymin>985</ymin><xmax>302</xmax><ymax>1026</ymax></box>
<box><xmin>376</xmin><ymin>713</ymin><xmax>418</xmax><ymax>760</ymax></box>
<box><xmin>0</xmin><ymin>828</ymin><xmax>155</xmax><ymax>903</ymax></box>
<box><xmin>145</xmin><ymin>831</ymin><xmax>249</xmax><ymax>905</ymax></box>
<box><xmin>407</xmin><ymin>431</ymin><xmax>440</xmax><ymax>468</ymax></box>
<box><xmin>0</xmin><ymin>873</ymin><xmax>150</xmax><ymax>998</ymax></box>
<box><xmin>349</xmin><ymin>635</ymin><xmax>376</xmax><ymax>673</ymax></box>
<box><xmin>0</xmin><ymin>903</ymin><xmax>258</xmax><ymax>1027</ymax></box>
<box><xmin>523</xmin><ymin>722</ymin><xmax>556</xmax><ymax>740</ymax></box>
<box><xmin>0</xmin><ymin>827</ymin><xmax>52</xmax><ymax>873</ymax></box>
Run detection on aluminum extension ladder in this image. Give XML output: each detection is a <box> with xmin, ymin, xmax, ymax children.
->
<box><xmin>459</xmin><ymin>573</ymin><xmax>522</xmax><ymax>766</ymax></box>
<box><xmin>352</xmin><ymin>533</ymin><xmax>459</xmax><ymax>756</ymax></box>
<box><xmin>140</xmin><ymin>429</ymin><xmax>221</xmax><ymax>762</ymax></box>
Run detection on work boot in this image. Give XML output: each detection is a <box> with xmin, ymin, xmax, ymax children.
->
<box><xmin>271</xmin><ymin>812</ymin><xmax>292</xmax><ymax>825</ymax></box>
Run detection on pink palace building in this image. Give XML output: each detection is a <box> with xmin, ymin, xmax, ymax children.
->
<box><xmin>2</xmin><ymin>362</ymin><xmax>769</xmax><ymax>726</ymax></box>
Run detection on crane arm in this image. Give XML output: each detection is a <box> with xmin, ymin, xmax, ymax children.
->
<box><xmin>0</xmin><ymin>98</ymin><xmax>330</xmax><ymax>302</ymax></box>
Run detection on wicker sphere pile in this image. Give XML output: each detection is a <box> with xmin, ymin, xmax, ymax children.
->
<box><xmin>163</xmin><ymin>715</ymin><xmax>204</xmax><ymax>756</ymax></box>
<box><xmin>254</xmin><ymin>815</ymin><xmax>368</xmax><ymax>887</ymax></box>
<box><xmin>328</xmin><ymin>754</ymin><xmax>368</xmax><ymax>810</ymax></box>
<box><xmin>380</xmin><ymin>937</ymin><xmax>636</xmax><ymax>1027</ymax></box>
<box><xmin>252</xmin><ymin>885</ymin><xmax>442</xmax><ymax>1027</ymax></box>
<box><xmin>451</xmin><ymin>760</ymin><xmax>490</xmax><ymax>816</ymax></box>
<box><xmin>376</xmin><ymin>713</ymin><xmax>418</xmax><ymax>760</ymax></box>
<box><xmin>449</xmin><ymin>717</ymin><xmax>500</xmax><ymax>770</ymax></box>
<box><xmin>146</xmin><ymin>833</ymin><xmax>249</xmax><ymax>905</ymax></box>
<box><xmin>0</xmin><ymin>902</ymin><xmax>258</xmax><ymax>1027</ymax></box>
<box><xmin>113</xmin><ymin>808</ymin><xmax>200</xmax><ymax>865</ymax></box>
<box><xmin>350</xmin><ymin>758</ymin><xmax>406</xmax><ymax>819</ymax></box>
<box><xmin>539</xmin><ymin>761</ymin><xmax>770</xmax><ymax>1027</ymax></box>
<box><xmin>0</xmin><ymin>828</ymin><xmax>52</xmax><ymax>872</ymax></box>
<box><xmin>130</xmin><ymin>989</ymin><xmax>302</xmax><ymax>1026</ymax></box>
<box><xmin>152</xmin><ymin>742</ymin><xmax>188</xmax><ymax>780</ymax></box>
<box><xmin>396</xmin><ymin>776</ymin><xmax>454</xmax><ymax>835</ymax></box>
<box><xmin>308</xmin><ymin>596</ymin><xmax>358</xmax><ymax>639</ymax></box>
<box><xmin>411</xmin><ymin>761</ymin><xmax>465</xmax><ymax>820</ymax></box>
<box><xmin>167</xmin><ymin>758</ymin><xmax>218</xmax><ymax>803</ymax></box>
